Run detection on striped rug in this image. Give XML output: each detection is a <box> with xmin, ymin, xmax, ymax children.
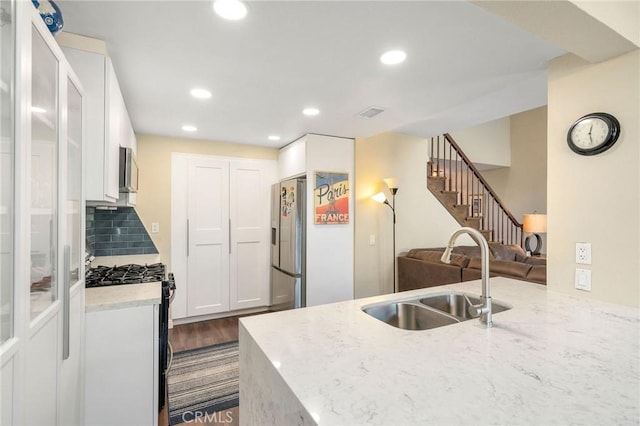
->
<box><xmin>168</xmin><ymin>340</ymin><xmax>239</xmax><ymax>425</ymax></box>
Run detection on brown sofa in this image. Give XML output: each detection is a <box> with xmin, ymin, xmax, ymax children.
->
<box><xmin>398</xmin><ymin>243</ymin><xmax>546</xmax><ymax>292</ymax></box>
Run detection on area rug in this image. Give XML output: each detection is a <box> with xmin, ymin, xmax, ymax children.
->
<box><xmin>168</xmin><ymin>340</ymin><xmax>239</xmax><ymax>425</ymax></box>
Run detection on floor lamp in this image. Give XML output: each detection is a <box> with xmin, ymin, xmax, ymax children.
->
<box><xmin>373</xmin><ymin>178</ymin><xmax>399</xmax><ymax>293</ymax></box>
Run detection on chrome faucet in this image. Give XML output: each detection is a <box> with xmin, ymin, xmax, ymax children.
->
<box><xmin>440</xmin><ymin>227</ymin><xmax>493</xmax><ymax>327</ymax></box>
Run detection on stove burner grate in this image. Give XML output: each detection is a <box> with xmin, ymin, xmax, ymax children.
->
<box><xmin>85</xmin><ymin>263</ymin><xmax>166</xmax><ymax>288</ymax></box>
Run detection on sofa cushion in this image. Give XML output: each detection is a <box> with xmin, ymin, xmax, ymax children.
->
<box><xmin>524</xmin><ymin>256</ymin><xmax>547</xmax><ymax>266</ymax></box>
<box><xmin>409</xmin><ymin>250</ymin><xmax>470</xmax><ymax>268</ymax></box>
<box><xmin>452</xmin><ymin>246</ymin><xmax>485</xmax><ymax>259</ymax></box>
<box><xmin>468</xmin><ymin>257</ymin><xmax>532</xmax><ymax>279</ymax></box>
<box><xmin>405</xmin><ymin>248</ymin><xmax>445</xmax><ymax>258</ymax></box>
<box><xmin>489</xmin><ymin>243</ymin><xmax>527</xmax><ymax>261</ymax></box>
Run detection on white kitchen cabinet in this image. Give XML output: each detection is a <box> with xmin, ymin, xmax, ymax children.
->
<box><xmin>0</xmin><ymin>2</ymin><xmax>85</xmax><ymax>425</ymax></box>
<box><xmin>171</xmin><ymin>153</ymin><xmax>277</xmax><ymax>320</ymax></box>
<box><xmin>85</xmin><ymin>302</ymin><xmax>159</xmax><ymax>426</ymax></box>
<box><xmin>59</xmin><ymin>33</ymin><xmax>135</xmax><ymax>204</ymax></box>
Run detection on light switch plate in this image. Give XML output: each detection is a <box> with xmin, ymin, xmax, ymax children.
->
<box><xmin>369</xmin><ymin>234</ymin><xmax>376</xmax><ymax>246</ymax></box>
<box><xmin>575</xmin><ymin>268</ymin><xmax>591</xmax><ymax>291</ymax></box>
<box><xmin>151</xmin><ymin>222</ymin><xmax>160</xmax><ymax>234</ymax></box>
<box><xmin>576</xmin><ymin>242</ymin><xmax>591</xmax><ymax>264</ymax></box>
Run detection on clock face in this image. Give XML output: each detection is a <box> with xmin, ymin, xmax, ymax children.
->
<box><xmin>567</xmin><ymin>112</ymin><xmax>620</xmax><ymax>156</ymax></box>
<box><xmin>569</xmin><ymin>117</ymin><xmax>609</xmax><ymax>148</ymax></box>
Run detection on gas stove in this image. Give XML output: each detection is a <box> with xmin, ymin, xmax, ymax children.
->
<box><xmin>85</xmin><ymin>263</ymin><xmax>166</xmax><ymax>288</ymax></box>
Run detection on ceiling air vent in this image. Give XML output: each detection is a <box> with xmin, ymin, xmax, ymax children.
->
<box><xmin>359</xmin><ymin>106</ymin><xmax>385</xmax><ymax>119</ymax></box>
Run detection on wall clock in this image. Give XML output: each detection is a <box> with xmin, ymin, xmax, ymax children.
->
<box><xmin>567</xmin><ymin>112</ymin><xmax>620</xmax><ymax>156</ymax></box>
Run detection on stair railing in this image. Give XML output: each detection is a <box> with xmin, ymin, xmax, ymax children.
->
<box><xmin>429</xmin><ymin>133</ymin><xmax>523</xmax><ymax>246</ymax></box>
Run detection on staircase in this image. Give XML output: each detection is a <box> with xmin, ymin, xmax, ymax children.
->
<box><xmin>427</xmin><ymin>133</ymin><xmax>523</xmax><ymax>246</ymax></box>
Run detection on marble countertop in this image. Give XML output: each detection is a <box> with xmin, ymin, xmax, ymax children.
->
<box><xmin>240</xmin><ymin>277</ymin><xmax>640</xmax><ymax>425</ymax></box>
<box><xmin>86</xmin><ymin>254</ymin><xmax>163</xmax><ymax>313</ymax></box>
<box><xmin>85</xmin><ymin>282</ymin><xmax>161</xmax><ymax>313</ymax></box>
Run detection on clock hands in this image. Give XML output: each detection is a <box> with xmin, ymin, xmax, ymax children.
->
<box><xmin>588</xmin><ymin>123</ymin><xmax>593</xmax><ymax>145</ymax></box>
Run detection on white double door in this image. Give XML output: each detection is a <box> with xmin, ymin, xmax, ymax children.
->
<box><xmin>1</xmin><ymin>2</ymin><xmax>85</xmax><ymax>425</ymax></box>
<box><xmin>171</xmin><ymin>154</ymin><xmax>276</xmax><ymax>319</ymax></box>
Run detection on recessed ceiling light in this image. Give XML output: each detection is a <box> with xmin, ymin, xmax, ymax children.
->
<box><xmin>190</xmin><ymin>88</ymin><xmax>212</xmax><ymax>99</ymax></box>
<box><xmin>268</xmin><ymin>135</ymin><xmax>281</xmax><ymax>141</ymax></box>
<box><xmin>380</xmin><ymin>50</ymin><xmax>407</xmax><ymax>65</ymax></box>
<box><xmin>181</xmin><ymin>125</ymin><xmax>197</xmax><ymax>132</ymax></box>
<box><xmin>213</xmin><ymin>0</ymin><xmax>247</xmax><ymax>20</ymax></box>
<box><xmin>303</xmin><ymin>107</ymin><xmax>320</xmax><ymax>116</ymax></box>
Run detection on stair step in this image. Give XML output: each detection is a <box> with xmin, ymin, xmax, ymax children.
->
<box><xmin>438</xmin><ymin>191</ymin><xmax>458</xmax><ymax>205</ymax></box>
<box><xmin>426</xmin><ymin>176</ymin><xmax>446</xmax><ymax>192</ymax></box>
<box><xmin>453</xmin><ymin>204</ymin><xmax>469</xmax><ymax>214</ymax></box>
<box><xmin>480</xmin><ymin>230</ymin><xmax>492</xmax><ymax>241</ymax></box>
<box><xmin>465</xmin><ymin>216</ymin><xmax>482</xmax><ymax>229</ymax></box>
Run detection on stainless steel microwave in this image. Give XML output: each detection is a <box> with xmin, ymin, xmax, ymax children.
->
<box><xmin>119</xmin><ymin>147</ymin><xmax>138</xmax><ymax>193</ymax></box>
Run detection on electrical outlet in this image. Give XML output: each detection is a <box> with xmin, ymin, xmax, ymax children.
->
<box><xmin>151</xmin><ymin>222</ymin><xmax>160</xmax><ymax>234</ymax></box>
<box><xmin>575</xmin><ymin>242</ymin><xmax>591</xmax><ymax>264</ymax></box>
<box><xmin>575</xmin><ymin>268</ymin><xmax>592</xmax><ymax>291</ymax></box>
<box><xmin>369</xmin><ymin>234</ymin><xmax>376</xmax><ymax>246</ymax></box>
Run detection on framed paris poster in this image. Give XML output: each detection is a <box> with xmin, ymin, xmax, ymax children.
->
<box><xmin>314</xmin><ymin>171</ymin><xmax>349</xmax><ymax>224</ymax></box>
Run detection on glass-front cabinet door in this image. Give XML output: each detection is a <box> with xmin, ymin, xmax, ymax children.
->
<box><xmin>0</xmin><ymin>0</ymin><xmax>15</xmax><ymax>344</ymax></box>
<box><xmin>29</xmin><ymin>25</ymin><xmax>58</xmax><ymax>320</ymax></box>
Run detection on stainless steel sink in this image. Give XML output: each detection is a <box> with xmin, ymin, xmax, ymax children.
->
<box><xmin>419</xmin><ymin>293</ymin><xmax>510</xmax><ymax>320</ymax></box>
<box><xmin>362</xmin><ymin>302</ymin><xmax>459</xmax><ymax>330</ymax></box>
<box><xmin>362</xmin><ymin>292</ymin><xmax>511</xmax><ymax>330</ymax></box>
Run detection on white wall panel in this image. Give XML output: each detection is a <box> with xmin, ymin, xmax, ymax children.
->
<box><xmin>304</xmin><ymin>134</ymin><xmax>354</xmax><ymax>306</ymax></box>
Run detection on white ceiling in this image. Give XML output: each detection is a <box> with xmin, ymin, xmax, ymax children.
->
<box><xmin>56</xmin><ymin>1</ymin><xmax>566</xmax><ymax>148</ymax></box>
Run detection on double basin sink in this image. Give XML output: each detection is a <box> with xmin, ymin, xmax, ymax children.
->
<box><xmin>362</xmin><ymin>292</ymin><xmax>511</xmax><ymax>330</ymax></box>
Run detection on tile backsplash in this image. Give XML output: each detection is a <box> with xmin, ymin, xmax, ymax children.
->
<box><xmin>86</xmin><ymin>206</ymin><xmax>158</xmax><ymax>257</ymax></box>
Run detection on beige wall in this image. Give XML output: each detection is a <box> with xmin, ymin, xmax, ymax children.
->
<box><xmin>547</xmin><ymin>51</ymin><xmax>639</xmax><ymax>307</ymax></box>
<box><xmin>573</xmin><ymin>0</ymin><xmax>640</xmax><ymax>46</ymax></box>
<box><xmin>354</xmin><ymin>132</ymin><xmax>462</xmax><ymax>298</ymax></box>
<box><xmin>450</xmin><ymin>116</ymin><xmax>511</xmax><ymax>168</ymax></box>
<box><xmin>483</xmin><ymin>106</ymin><xmax>548</xmax><ymax>253</ymax></box>
<box><xmin>135</xmin><ymin>134</ymin><xmax>278</xmax><ymax>270</ymax></box>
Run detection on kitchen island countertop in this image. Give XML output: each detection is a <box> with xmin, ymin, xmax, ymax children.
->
<box><xmin>239</xmin><ymin>277</ymin><xmax>640</xmax><ymax>425</ymax></box>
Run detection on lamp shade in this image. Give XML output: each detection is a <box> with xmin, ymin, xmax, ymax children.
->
<box><xmin>383</xmin><ymin>177</ymin><xmax>399</xmax><ymax>190</ymax></box>
<box><xmin>372</xmin><ymin>192</ymin><xmax>387</xmax><ymax>203</ymax></box>
<box><xmin>523</xmin><ymin>214</ymin><xmax>547</xmax><ymax>233</ymax></box>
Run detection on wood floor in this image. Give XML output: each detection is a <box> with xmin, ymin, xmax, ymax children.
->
<box><xmin>159</xmin><ymin>314</ymin><xmax>254</xmax><ymax>426</ymax></box>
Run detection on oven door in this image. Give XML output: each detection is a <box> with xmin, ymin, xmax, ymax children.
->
<box><xmin>159</xmin><ymin>281</ymin><xmax>170</xmax><ymax>408</ymax></box>
<box><xmin>159</xmin><ymin>273</ymin><xmax>176</xmax><ymax>408</ymax></box>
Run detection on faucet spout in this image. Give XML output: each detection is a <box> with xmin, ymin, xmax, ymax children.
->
<box><xmin>442</xmin><ymin>227</ymin><xmax>493</xmax><ymax>327</ymax></box>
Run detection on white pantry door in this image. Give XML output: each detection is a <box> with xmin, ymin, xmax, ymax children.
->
<box><xmin>229</xmin><ymin>161</ymin><xmax>275</xmax><ymax>310</ymax></box>
<box><xmin>186</xmin><ymin>158</ymin><xmax>230</xmax><ymax>316</ymax></box>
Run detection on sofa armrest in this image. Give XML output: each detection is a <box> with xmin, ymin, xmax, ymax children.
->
<box><xmin>398</xmin><ymin>256</ymin><xmax>463</xmax><ymax>292</ymax></box>
<box><xmin>468</xmin><ymin>257</ymin><xmax>532</xmax><ymax>279</ymax></box>
<box><xmin>526</xmin><ymin>265</ymin><xmax>547</xmax><ymax>285</ymax></box>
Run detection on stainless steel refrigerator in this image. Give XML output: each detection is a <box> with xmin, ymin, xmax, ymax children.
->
<box><xmin>270</xmin><ymin>178</ymin><xmax>306</xmax><ymax>311</ymax></box>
